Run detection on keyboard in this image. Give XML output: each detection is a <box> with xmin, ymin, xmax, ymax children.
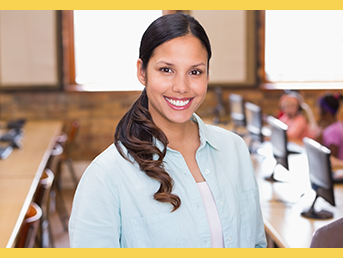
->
<box><xmin>0</xmin><ymin>145</ymin><xmax>13</xmax><ymax>159</ymax></box>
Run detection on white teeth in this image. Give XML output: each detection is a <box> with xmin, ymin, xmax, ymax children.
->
<box><xmin>166</xmin><ymin>98</ymin><xmax>191</xmax><ymax>107</ymax></box>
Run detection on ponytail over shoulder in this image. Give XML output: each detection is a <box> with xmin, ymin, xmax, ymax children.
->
<box><xmin>114</xmin><ymin>89</ymin><xmax>181</xmax><ymax>211</ymax></box>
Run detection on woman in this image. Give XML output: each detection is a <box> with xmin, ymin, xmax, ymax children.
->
<box><xmin>69</xmin><ymin>13</ymin><xmax>266</xmax><ymax>248</ymax></box>
<box><xmin>316</xmin><ymin>93</ymin><xmax>343</xmax><ymax>172</ymax></box>
<box><xmin>278</xmin><ymin>91</ymin><xmax>312</xmax><ymax>141</ymax></box>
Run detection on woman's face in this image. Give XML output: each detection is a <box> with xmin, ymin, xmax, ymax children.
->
<box><xmin>137</xmin><ymin>35</ymin><xmax>209</xmax><ymax>128</ymax></box>
<box><xmin>282</xmin><ymin>97</ymin><xmax>299</xmax><ymax>118</ymax></box>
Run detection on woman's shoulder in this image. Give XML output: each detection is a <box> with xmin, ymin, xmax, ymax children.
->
<box><xmin>194</xmin><ymin>114</ymin><xmax>246</xmax><ymax>144</ymax></box>
<box><xmin>325</xmin><ymin>121</ymin><xmax>343</xmax><ymax>133</ymax></box>
<box><xmin>88</xmin><ymin>143</ymin><xmax>136</xmax><ymax>175</ymax></box>
<box><xmin>202</xmin><ymin>123</ymin><xmax>248</xmax><ymax>152</ymax></box>
<box><xmin>295</xmin><ymin>114</ymin><xmax>308</xmax><ymax>122</ymax></box>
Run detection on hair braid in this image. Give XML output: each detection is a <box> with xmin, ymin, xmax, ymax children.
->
<box><xmin>114</xmin><ymin>89</ymin><xmax>181</xmax><ymax>211</ymax></box>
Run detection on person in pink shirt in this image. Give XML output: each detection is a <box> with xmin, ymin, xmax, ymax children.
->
<box><xmin>316</xmin><ymin>93</ymin><xmax>343</xmax><ymax>161</ymax></box>
<box><xmin>279</xmin><ymin>91</ymin><xmax>311</xmax><ymax>141</ymax></box>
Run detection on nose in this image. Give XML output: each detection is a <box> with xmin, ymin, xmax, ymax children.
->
<box><xmin>172</xmin><ymin>73</ymin><xmax>190</xmax><ymax>94</ymax></box>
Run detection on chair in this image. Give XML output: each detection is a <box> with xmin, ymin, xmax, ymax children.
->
<box><xmin>310</xmin><ymin>216</ymin><xmax>343</xmax><ymax>247</ymax></box>
<box><xmin>55</xmin><ymin>119</ymin><xmax>80</xmax><ymax>189</ymax></box>
<box><xmin>15</xmin><ymin>202</ymin><xmax>42</xmax><ymax>248</ymax></box>
<box><xmin>34</xmin><ymin>168</ymin><xmax>55</xmax><ymax>248</ymax></box>
<box><xmin>47</xmin><ymin>120</ymin><xmax>80</xmax><ymax>231</ymax></box>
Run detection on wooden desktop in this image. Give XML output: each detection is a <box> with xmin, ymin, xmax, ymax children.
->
<box><xmin>0</xmin><ymin>120</ymin><xmax>63</xmax><ymax>248</ymax></box>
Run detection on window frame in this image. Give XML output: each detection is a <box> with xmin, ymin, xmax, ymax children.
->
<box><xmin>257</xmin><ymin>10</ymin><xmax>343</xmax><ymax>90</ymax></box>
<box><xmin>62</xmin><ymin>10</ymin><xmax>182</xmax><ymax>92</ymax></box>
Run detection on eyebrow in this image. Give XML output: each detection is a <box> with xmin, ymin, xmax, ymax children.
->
<box><xmin>156</xmin><ymin>60</ymin><xmax>207</xmax><ymax>68</ymax></box>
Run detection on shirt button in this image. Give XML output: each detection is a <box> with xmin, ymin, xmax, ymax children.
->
<box><xmin>220</xmin><ymin>201</ymin><xmax>224</xmax><ymax>206</ymax></box>
<box><xmin>228</xmin><ymin>237</ymin><xmax>232</xmax><ymax>242</ymax></box>
<box><xmin>205</xmin><ymin>169</ymin><xmax>210</xmax><ymax>174</ymax></box>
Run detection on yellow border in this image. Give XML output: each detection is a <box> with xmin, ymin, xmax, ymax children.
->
<box><xmin>1</xmin><ymin>0</ymin><xmax>343</xmax><ymax>10</ymax></box>
<box><xmin>1</xmin><ymin>2</ymin><xmax>343</xmax><ymax>258</ymax></box>
<box><xmin>1</xmin><ymin>248</ymin><xmax>341</xmax><ymax>257</ymax></box>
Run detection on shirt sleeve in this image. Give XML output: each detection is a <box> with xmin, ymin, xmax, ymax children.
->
<box><xmin>323</xmin><ymin>123</ymin><xmax>341</xmax><ymax>148</ymax></box>
<box><xmin>69</xmin><ymin>162</ymin><xmax>121</xmax><ymax>248</ymax></box>
<box><xmin>254</xmin><ymin>191</ymin><xmax>267</xmax><ymax>248</ymax></box>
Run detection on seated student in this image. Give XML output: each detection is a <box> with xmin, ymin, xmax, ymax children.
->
<box><xmin>278</xmin><ymin>91</ymin><xmax>313</xmax><ymax>141</ymax></box>
<box><xmin>316</xmin><ymin>93</ymin><xmax>343</xmax><ymax>161</ymax></box>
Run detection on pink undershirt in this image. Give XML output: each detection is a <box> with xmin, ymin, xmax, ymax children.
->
<box><xmin>197</xmin><ymin>181</ymin><xmax>224</xmax><ymax>248</ymax></box>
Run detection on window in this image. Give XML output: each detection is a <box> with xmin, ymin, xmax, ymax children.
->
<box><xmin>73</xmin><ymin>10</ymin><xmax>162</xmax><ymax>91</ymax></box>
<box><xmin>261</xmin><ymin>10</ymin><xmax>343</xmax><ymax>89</ymax></box>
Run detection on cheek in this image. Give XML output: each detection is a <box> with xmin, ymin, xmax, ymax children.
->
<box><xmin>193</xmin><ymin>82</ymin><xmax>208</xmax><ymax>101</ymax></box>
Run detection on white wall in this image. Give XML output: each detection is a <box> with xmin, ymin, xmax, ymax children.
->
<box><xmin>0</xmin><ymin>10</ymin><xmax>58</xmax><ymax>87</ymax></box>
<box><xmin>192</xmin><ymin>10</ymin><xmax>249</xmax><ymax>85</ymax></box>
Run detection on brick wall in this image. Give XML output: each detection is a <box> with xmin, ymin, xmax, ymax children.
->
<box><xmin>1</xmin><ymin>87</ymin><xmax>342</xmax><ymax>160</ymax></box>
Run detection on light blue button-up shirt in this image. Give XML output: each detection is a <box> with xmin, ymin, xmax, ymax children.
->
<box><xmin>69</xmin><ymin>114</ymin><xmax>267</xmax><ymax>248</ymax></box>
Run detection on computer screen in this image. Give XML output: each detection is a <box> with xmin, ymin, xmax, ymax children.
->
<box><xmin>228</xmin><ymin>94</ymin><xmax>246</xmax><ymax>129</ymax></box>
<box><xmin>212</xmin><ymin>87</ymin><xmax>227</xmax><ymax>124</ymax></box>
<box><xmin>267</xmin><ymin>116</ymin><xmax>289</xmax><ymax>170</ymax></box>
<box><xmin>245</xmin><ymin>102</ymin><xmax>263</xmax><ymax>144</ymax></box>
<box><xmin>301</xmin><ymin>137</ymin><xmax>335</xmax><ymax>219</ymax></box>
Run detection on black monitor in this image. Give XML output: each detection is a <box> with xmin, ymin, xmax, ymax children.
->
<box><xmin>228</xmin><ymin>94</ymin><xmax>246</xmax><ymax>133</ymax></box>
<box><xmin>266</xmin><ymin>116</ymin><xmax>302</xmax><ymax>182</ymax></box>
<box><xmin>301</xmin><ymin>137</ymin><xmax>335</xmax><ymax>219</ymax></box>
<box><xmin>245</xmin><ymin>102</ymin><xmax>263</xmax><ymax>153</ymax></box>
<box><xmin>212</xmin><ymin>87</ymin><xmax>227</xmax><ymax>124</ymax></box>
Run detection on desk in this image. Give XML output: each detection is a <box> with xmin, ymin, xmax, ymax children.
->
<box><xmin>252</xmin><ymin>142</ymin><xmax>343</xmax><ymax>248</ymax></box>
<box><xmin>0</xmin><ymin>121</ymin><xmax>62</xmax><ymax>248</ymax></box>
<box><xmin>203</xmin><ymin>118</ymin><xmax>343</xmax><ymax>248</ymax></box>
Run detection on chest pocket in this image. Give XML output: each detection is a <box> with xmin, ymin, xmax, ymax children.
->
<box><xmin>130</xmin><ymin>212</ymin><xmax>184</xmax><ymax>248</ymax></box>
<box><xmin>238</xmin><ymin>188</ymin><xmax>259</xmax><ymax>242</ymax></box>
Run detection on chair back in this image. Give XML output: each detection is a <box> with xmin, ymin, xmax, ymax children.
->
<box><xmin>15</xmin><ymin>202</ymin><xmax>42</xmax><ymax>248</ymax></box>
<box><xmin>34</xmin><ymin>168</ymin><xmax>55</xmax><ymax>206</ymax></box>
<box><xmin>310</xmin><ymin>217</ymin><xmax>343</xmax><ymax>247</ymax></box>
<box><xmin>63</xmin><ymin>120</ymin><xmax>80</xmax><ymax>159</ymax></box>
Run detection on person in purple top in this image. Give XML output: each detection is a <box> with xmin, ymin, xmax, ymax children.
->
<box><xmin>316</xmin><ymin>93</ymin><xmax>343</xmax><ymax>177</ymax></box>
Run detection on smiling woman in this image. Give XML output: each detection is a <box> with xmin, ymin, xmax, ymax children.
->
<box><xmin>69</xmin><ymin>12</ymin><xmax>267</xmax><ymax>248</ymax></box>
<box><xmin>137</xmin><ymin>35</ymin><xmax>209</xmax><ymax>127</ymax></box>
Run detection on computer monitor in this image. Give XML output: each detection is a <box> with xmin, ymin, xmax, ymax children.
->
<box><xmin>266</xmin><ymin>116</ymin><xmax>289</xmax><ymax>181</ymax></box>
<box><xmin>245</xmin><ymin>102</ymin><xmax>263</xmax><ymax>153</ymax></box>
<box><xmin>228</xmin><ymin>94</ymin><xmax>246</xmax><ymax>133</ymax></box>
<box><xmin>266</xmin><ymin>116</ymin><xmax>303</xmax><ymax>181</ymax></box>
<box><xmin>301</xmin><ymin>137</ymin><xmax>335</xmax><ymax>219</ymax></box>
<box><xmin>212</xmin><ymin>87</ymin><xmax>227</xmax><ymax>124</ymax></box>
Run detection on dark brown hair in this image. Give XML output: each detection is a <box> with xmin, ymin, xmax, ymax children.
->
<box><xmin>319</xmin><ymin>93</ymin><xmax>343</xmax><ymax>116</ymax></box>
<box><xmin>114</xmin><ymin>13</ymin><xmax>211</xmax><ymax>211</ymax></box>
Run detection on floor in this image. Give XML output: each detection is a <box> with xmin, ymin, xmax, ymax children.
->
<box><xmin>49</xmin><ymin>160</ymin><xmax>91</xmax><ymax>248</ymax></box>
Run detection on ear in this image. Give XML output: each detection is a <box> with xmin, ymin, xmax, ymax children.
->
<box><xmin>137</xmin><ymin>58</ymin><xmax>146</xmax><ymax>86</ymax></box>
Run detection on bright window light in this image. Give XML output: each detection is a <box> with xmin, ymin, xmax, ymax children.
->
<box><xmin>73</xmin><ymin>10</ymin><xmax>162</xmax><ymax>91</ymax></box>
<box><xmin>265</xmin><ymin>10</ymin><xmax>343</xmax><ymax>82</ymax></box>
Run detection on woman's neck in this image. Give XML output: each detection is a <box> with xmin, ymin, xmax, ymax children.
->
<box><xmin>156</xmin><ymin>119</ymin><xmax>199</xmax><ymax>151</ymax></box>
<box><xmin>320</xmin><ymin>115</ymin><xmax>337</xmax><ymax>128</ymax></box>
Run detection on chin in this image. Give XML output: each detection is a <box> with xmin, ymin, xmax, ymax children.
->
<box><xmin>167</xmin><ymin>112</ymin><xmax>194</xmax><ymax>124</ymax></box>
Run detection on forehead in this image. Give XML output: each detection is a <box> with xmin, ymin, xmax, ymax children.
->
<box><xmin>283</xmin><ymin>97</ymin><xmax>298</xmax><ymax>105</ymax></box>
<box><xmin>150</xmin><ymin>35</ymin><xmax>208</xmax><ymax>62</ymax></box>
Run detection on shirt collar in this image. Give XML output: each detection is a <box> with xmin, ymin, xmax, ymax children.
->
<box><xmin>154</xmin><ymin>113</ymin><xmax>220</xmax><ymax>152</ymax></box>
<box><xmin>191</xmin><ymin>113</ymin><xmax>220</xmax><ymax>151</ymax></box>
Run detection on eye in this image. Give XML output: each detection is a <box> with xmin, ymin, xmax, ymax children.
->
<box><xmin>190</xmin><ymin>69</ymin><xmax>202</xmax><ymax>76</ymax></box>
<box><xmin>160</xmin><ymin>67</ymin><xmax>172</xmax><ymax>73</ymax></box>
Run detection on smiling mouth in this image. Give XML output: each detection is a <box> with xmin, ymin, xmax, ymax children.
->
<box><xmin>165</xmin><ymin>97</ymin><xmax>192</xmax><ymax>107</ymax></box>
